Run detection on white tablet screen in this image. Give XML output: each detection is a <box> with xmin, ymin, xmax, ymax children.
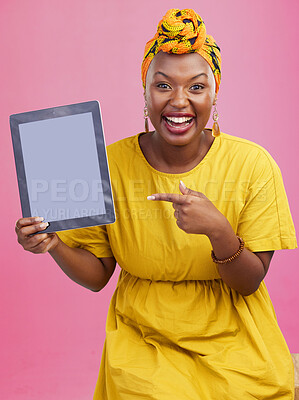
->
<box><xmin>19</xmin><ymin>112</ymin><xmax>106</xmax><ymax>222</ymax></box>
<box><xmin>11</xmin><ymin>101</ymin><xmax>115</xmax><ymax>233</ymax></box>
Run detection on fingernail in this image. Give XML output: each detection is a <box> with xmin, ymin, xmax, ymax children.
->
<box><xmin>180</xmin><ymin>180</ymin><xmax>186</xmax><ymax>189</ymax></box>
<box><xmin>40</xmin><ymin>222</ymin><xmax>49</xmax><ymax>228</ymax></box>
<box><xmin>35</xmin><ymin>216</ymin><xmax>44</xmax><ymax>222</ymax></box>
<box><xmin>147</xmin><ymin>195</ymin><xmax>155</xmax><ymax>200</ymax></box>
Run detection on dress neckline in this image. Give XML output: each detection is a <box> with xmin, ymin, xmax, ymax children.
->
<box><xmin>134</xmin><ymin>130</ymin><xmax>221</xmax><ymax>178</ymax></box>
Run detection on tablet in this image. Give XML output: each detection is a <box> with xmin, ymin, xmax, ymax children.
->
<box><xmin>10</xmin><ymin>101</ymin><xmax>115</xmax><ymax>233</ymax></box>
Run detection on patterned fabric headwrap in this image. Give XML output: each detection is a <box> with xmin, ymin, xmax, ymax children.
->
<box><xmin>141</xmin><ymin>9</ymin><xmax>222</xmax><ymax>93</ymax></box>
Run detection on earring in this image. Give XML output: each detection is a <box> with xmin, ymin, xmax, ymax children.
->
<box><xmin>144</xmin><ymin>103</ymin><xmax>149</xmax><ymax>133</ymax></box>
<box><xmin>212</xmin><ymin>103</ymin><xmax>221</xmax><ymax>137</ymax></box>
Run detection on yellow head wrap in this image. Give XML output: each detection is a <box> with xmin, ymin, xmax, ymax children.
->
<box><xmin>141</xmin><ymin>9</ymin><xmax>221</xmax><ymax>93</ymax></box>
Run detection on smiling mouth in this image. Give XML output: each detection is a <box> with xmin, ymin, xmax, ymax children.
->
<box><xmin>163</xmin><ymin>116</ymin><xmax>194</xmax><ymax>128</ymax></box>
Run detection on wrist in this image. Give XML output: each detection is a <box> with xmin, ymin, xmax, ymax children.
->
<box><xmin>206</xmin><ymin>216</ymin><xmax>234</xmax><ymax>243</ymax></box>
<box><xmin>48</xmin><ymin>234</ymin><xmax>63</xmax><ymax>256</ymax></box>
<box><xmin>211</xmin><ymin>236</ymin><xmax>245</xmax><ymax>264</ymax></box>
<box><xmin>207</xmin><ymin>219</ymin><xmax>241</xmax><ymax>262</ymax></box>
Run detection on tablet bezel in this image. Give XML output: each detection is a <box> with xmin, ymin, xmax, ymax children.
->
<box><xmin>10</xmin><ymin>101</ymin><xmax>115</xmax><ymax>233</ymax></box>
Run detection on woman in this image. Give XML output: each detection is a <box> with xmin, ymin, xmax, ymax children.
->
<box><xmin>15</xmin><ymin>9</ymin><xmax>297</xmax><ymax>399</ymax></box>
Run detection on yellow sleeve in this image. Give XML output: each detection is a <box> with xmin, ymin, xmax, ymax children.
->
<box><xmin>56</xmin><ymin>225</ymin><xmax>114</xmax><ymax>258</ymax></box>
<box><xmin>236</xmin><ymin>151</ymin><xmax>297</xmax><ymax>252</ymax></box>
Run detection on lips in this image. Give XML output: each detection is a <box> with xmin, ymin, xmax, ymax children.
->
<box><xmin>162</xmin><ymin>113</ymin><xmax>195</xmax><ymax>134</ymax></box>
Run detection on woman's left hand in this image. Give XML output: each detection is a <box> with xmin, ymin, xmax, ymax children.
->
<box><xmin>147</xmin><ymin>181</ymin><xmax>227</xmax><ymax>237</ymax></box>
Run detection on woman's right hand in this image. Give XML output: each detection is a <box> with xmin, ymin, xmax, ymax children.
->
<box><xmin>15</xmin><ymin>217</ymin><xmax>59</xmax><ymax>254</ymax></box>
<box><xmin>15</xmin><ymin>217</ymin><xmax>116</xmax><ymax>291</ymax></box>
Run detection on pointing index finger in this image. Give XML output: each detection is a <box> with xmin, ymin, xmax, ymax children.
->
<box><xmin>147</xmin><ymin>193</ymin><xmax>185</xmax><ymax>204</ymax></box>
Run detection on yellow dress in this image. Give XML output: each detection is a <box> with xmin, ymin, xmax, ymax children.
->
<box><xmin>58</xmin><ymin>132</ymin><xmax>297</xmax><ymax>399</ymax></box>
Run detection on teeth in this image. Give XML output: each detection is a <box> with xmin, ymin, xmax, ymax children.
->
<box><xmin>165</xmin><ymin>116</ymin><xmax>193</xmax><ymax>123</ymax></box>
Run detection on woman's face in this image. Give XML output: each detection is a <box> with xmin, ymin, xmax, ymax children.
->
<box><xmin>145</xmin><ymin>52</ymin><xmax>216</xmax><ymax>146</ymax></box>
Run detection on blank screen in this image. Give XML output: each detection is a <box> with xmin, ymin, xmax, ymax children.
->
<box><xmin>19</xmin><ymin>112</ymin><xmax>106</xmax><ymax>222</ymax></box>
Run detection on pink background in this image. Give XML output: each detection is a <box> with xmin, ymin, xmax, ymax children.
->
<box><xmin>1</xmin><ymin>0</ymin><xmax>298</xmax><ymax>398</ymax></box>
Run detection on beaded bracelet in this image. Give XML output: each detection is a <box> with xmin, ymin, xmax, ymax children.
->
<box><xmin>211</xmin><ymin>236</ymin><xmax>245</xmax><ymax>264</ymax></box>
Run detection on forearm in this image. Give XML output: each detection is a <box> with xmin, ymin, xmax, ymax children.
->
<box><xmin>48</xmin><ymin>237</ymin><xmax>112</xmax><ymax>292</ymax></box>
<box><xmin>208</xmin><ymin>220</ymin><xmax>266</xmax><ymax>296</ymax></box>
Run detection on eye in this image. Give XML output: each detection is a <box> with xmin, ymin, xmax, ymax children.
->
<box><xmin>157</xmin><ymin>83</ymin><xmax>171</xmax><ymax>89</ymax></box>
<box><xmin>190</xmin><ymin>84</ymin><xmax>204</xmax><ymax>91</ymax></box>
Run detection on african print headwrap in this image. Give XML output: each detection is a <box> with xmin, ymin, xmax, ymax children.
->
<box><xmin>141</xmin><ymin>9</ymin><xmax>222</xmax><ymax>93</ymax></box>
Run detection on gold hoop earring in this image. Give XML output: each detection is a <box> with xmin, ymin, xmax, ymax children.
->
<box><xmin>212</xmin><ymin>103</ymin><xmax>221</xmax><ymax>137</ymax></box>
<box><xmin>144</xmin><ymin>103</ymin><xmax>149</xmax><ymax>133</ymax></box>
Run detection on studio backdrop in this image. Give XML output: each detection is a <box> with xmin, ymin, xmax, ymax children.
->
<box><xmin>1</xmin><ymin>0</ymin><xmax>298</xmax><ymax>399</ymax></box>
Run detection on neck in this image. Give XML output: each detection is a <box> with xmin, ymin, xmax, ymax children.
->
<box><xmin>150</xmin><ymin>130</ymin><xmax>209</xmax><ymax>173</ymax></box>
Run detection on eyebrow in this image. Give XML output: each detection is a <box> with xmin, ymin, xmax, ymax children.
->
<box><xmin>154</xmin><ymin>71</ymin><xmax>209</xmax><ymax>79</ymax></box>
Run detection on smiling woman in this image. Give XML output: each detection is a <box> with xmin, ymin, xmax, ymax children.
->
<box><xmin>141</xmin><ymin>52</ymin><xmax>216</xmax><ymax>171</ymax></box>
<box><xmin>15</xmin><ymin>7</ymin><xmax>297</xmax><ymax>400</ymax></box>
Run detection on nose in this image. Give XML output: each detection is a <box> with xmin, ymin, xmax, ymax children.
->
<box><xmin>169</xmin><ymin>87</ymin><xmax>189</xmax><ymax>109</ymax></box>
